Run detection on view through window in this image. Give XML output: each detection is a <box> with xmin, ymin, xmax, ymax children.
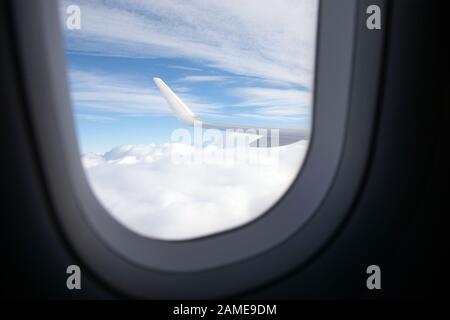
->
<box><xmin>60</xmin><ymin>0</ymin><xmax>319</xmax><ymax>240</ymax></box>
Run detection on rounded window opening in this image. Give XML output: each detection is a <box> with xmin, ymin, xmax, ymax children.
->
<box><xmin>59</xmin><ymin>0</ymin><xmax>319</xmax><ymax>240</ymax></box>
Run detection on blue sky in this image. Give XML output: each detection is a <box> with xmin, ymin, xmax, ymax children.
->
<box><xmin>61</xmin><ymin>0</ymin><xmax>318</xmax><ymax>153</ymax></box>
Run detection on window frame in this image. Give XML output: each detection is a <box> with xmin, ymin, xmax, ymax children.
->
<box><xmin>10</xmin><ymin>0</ymin><xmax>387</xmax><ymax>298</ymax></box>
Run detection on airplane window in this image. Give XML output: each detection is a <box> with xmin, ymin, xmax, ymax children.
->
<box><xmin>59</xmin><ymin>0</ymin><xmax>319</xmax><ymax>240</ymax></box>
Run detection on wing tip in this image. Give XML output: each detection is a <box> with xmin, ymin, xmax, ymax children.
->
<box><xmin>153</xmin><ymin>77</ymin><xmax>164</xmax><ymax>87</ymax></box>
<box><xmin>153</xmin><ymin>77</ymin><xmax>197</xmax><ymax>125</ymax></box>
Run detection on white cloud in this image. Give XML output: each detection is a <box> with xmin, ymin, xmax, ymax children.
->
<box><xmin>229</xmin><ymin>86</ymin><xmax>312</xmax><ymax>121</ymax></box>
<box><xmin>232</xmin><ymin>87</ymin><xmax>311</xmax><ymax>108</ymax></box>
<box><xmin>168</xmin><ymin>65</ymin><xmax>203</xmax><ymax>72</ymax></box>
<box><xmin>177</xmin><ymin>75</ymin><xmax>229</xmax><ymax>83</ymax></box>
<box><xmin>63</xmin><ymin>0</ymin><xmax>319</xmax><ymax>122</ymax></box>
<box><xmin>82</xmin><ymin>141</ymin><xmax>308</xmax><ymax>240</ymax></box>
<box><xmin>68</xmin><ymin>69</ymin><xmax>222</xmax><ymax>116</ymax></box>
<box><xmin>77</xmin><ymin>114</ymin><xmax>117</xmax><ymax>123</ymax></box>
<box><xmin>69</xmin><ymin>69</ymin><xmax>310</xmax><ymax>122</ymax></box>
<box><xmin>62</xmin><ymin>0</ymin><xmax>319</xmax><ymax>88</ymax></box>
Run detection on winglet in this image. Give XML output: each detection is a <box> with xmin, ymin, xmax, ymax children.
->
<box><xmin>153</xmin><ymin>77</ymin><xmax>197</xmax><ymax>126</ymax></box>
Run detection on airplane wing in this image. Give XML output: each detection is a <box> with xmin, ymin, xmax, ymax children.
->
<box><xmin>153</xmin><ymin>77</ymin><xmax>309</xmax><ymax>146</ymax></box>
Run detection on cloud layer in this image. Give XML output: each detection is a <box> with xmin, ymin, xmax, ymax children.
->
<box><xmin>63</xmin><ymin>0</ymin><xmax>319</xmax><ymax>87</ymax></box>
<box><xmin>69</xmin><ymin>70</ymin><xmax>222</xmax><ymax>117</ymax></box>
<box><xmin>62</xmin><ymin>0</ymin><xmax>319</xmax><ymax>123</ymax></box>
<box><xmin>82</xmin><ymin>141</ymin><xmax>308</xmax><ymax>240</ymax></box>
